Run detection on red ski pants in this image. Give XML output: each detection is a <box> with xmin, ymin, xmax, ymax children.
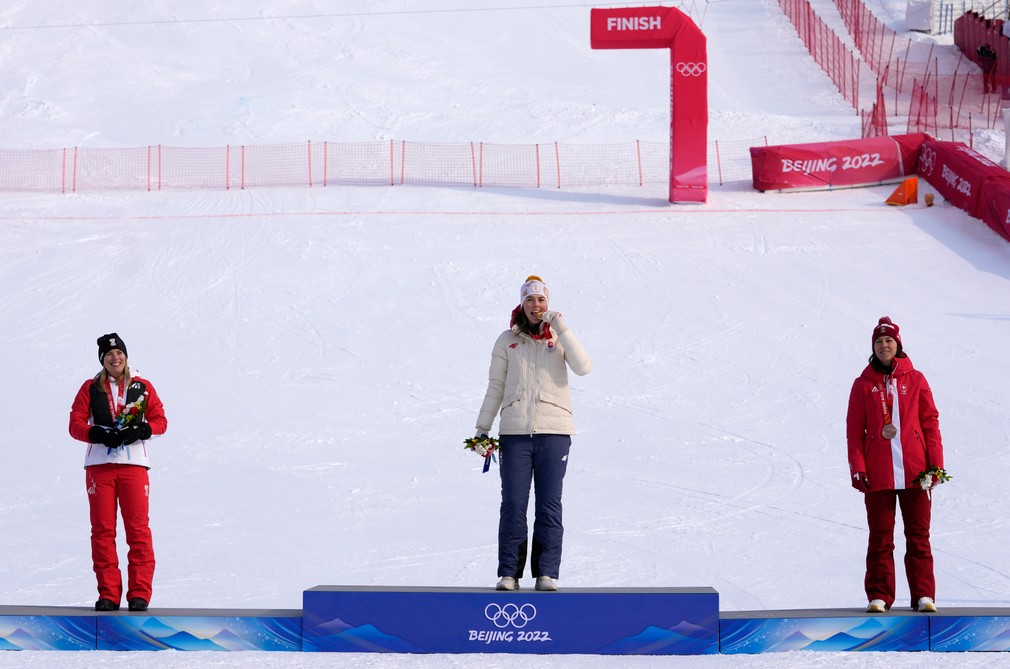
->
<box><xmin>863</xmin><ymin>488</ymin><xmax>934</xmax><ymax>609</ymax></box>
<box><xmin>86</xmin><ymin>464</ymin><xmax>155</xmax><ymax>603</ymax></box>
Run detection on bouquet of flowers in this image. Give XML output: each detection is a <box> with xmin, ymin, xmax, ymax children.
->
<box><xmin>914</xmin><ymin>465</ymin><xmax>952</xmax><ymax>492</ymax></box>
<box><xmin>464</xmin><ymin>435</ymin><xmax>499</xmax><ymax>473</ymax></box>
<box><xmin>464</xmin><ymin>435</ymin><xmax>499</xmax><ymax>458</ymax></box>
<box><xmin>114</xmin><ymin>392</ymin><xmax>148</xmax><ymax>429</ymax></box>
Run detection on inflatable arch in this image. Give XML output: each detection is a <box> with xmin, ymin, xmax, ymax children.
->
<box><xmin>591</xmin><ymin>7</ymin><xmax>708</xmax><ymax>203</ymax></box>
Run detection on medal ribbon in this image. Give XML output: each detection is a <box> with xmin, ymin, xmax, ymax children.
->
<box><xmin>877</xmin><ymin>375</ymin><xmax>893</xmax><ymax>427</ymax></box>
<box><xmin>482</xmin><ymin>451</ymin><xmax>497</xmax><ymax>474</ymax></box>
<box><xmin>104</xmin><ymin>377</ymin><xmax>126</xmax><ymax>425</ymax></box>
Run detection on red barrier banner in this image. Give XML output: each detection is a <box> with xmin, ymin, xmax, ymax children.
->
<box><xmin>916</xmin><ymin>140</ymin><xmax>1010</xmax><ymax>220</ymax></box>
<box><xmin>750</xmin><ymin>134</ymin><xmax>927</xmax><ymax>192</ymax></box>
<box><xmin>975</xmin><ymin>178</ymin><xmax>1010</xmax><ymax>243</ymax></box>
<box><xmin>591</xmin><ymin>7</ymin><xmax>707</xmax><ymax>203</ymax></box>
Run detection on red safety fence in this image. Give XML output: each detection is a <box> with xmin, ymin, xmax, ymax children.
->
<box><xmin>777</xmin><ymin>0</ymin><xmax>865</xmax><ymax>110</ymax></box>
<box><xmin>832</xmin><ymin>0</ymin><xmax>1000</xmax><ymax>134</ymax></box>
<box><xmin>778</xmin><ymin>0</ymin><xmax>1006</xmax><ymax>143</ymax></box>
<box><xmin>0</xmin><ymin>138</ymin><xmax>764</xmax><ymax>194</ymax></box>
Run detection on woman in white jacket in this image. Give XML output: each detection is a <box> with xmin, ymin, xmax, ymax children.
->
<box><xmin>476</xmin><ymin>275</ymin><xmax>592</xmax><ymax>592</ymax></box>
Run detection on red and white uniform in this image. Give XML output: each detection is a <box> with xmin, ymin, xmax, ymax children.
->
<box><xmin>846</xmin><ymin>355</ymin><xmax>943</xmax><ymax>609</ymax></box>
<box><xmin>68</xmin><ymin>373</ymin><xmax>167</xmax><ymax>605</ymax></box>
<box><xmin>846</xmin><ymin>356</ymin><xmax>943</xmax><ymax>490</ymax></box>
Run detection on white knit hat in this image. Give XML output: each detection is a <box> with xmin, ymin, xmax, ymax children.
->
<box><xmin>520</xmin><ymin>275</ymin><xmax>549</xmax><ymax>302</ymax></box>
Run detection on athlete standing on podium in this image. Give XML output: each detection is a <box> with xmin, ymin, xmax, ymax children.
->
<box><xmin>475</xmin><ymin>276</ymin><xmax>592</xmax><ymax>592</ymax></box>
<box><xmin>846</xmin><ymin>317</ymin><xmax>945</xmax><ymax>614</ymax></box>
<box><xmin>69</xmin><ymin>333</ymin><xmax>168</xmax><ymax>612</ymax></box>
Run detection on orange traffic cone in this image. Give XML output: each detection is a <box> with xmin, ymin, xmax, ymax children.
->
<box><xmin>885</xmin><ymin>176</ymin><xmax>918</xmax><ymax>206</ymax></box>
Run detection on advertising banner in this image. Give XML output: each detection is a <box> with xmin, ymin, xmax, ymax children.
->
<box><xmin>917</xmin><ymin>140</ymin><xmax>1010</xmax><ymax>220</ymax></box>
<box><xmin>750</xmin><ymin>134</ymin><xmax>927</xmax><ymax>192</ymax></box>
<box><xmin>977</xmin><ymin>178</ymin><xmax>1010</xmax><ymax>242</ymax></box>
<box><xmin>303</xmin><ymin>585</ymin><xmax>719</xmax><ymax>655</ymax></box>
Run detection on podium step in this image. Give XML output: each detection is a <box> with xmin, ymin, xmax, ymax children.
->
<box><xmin>303</xmin><ymin>585</ymin><xmax>719</xmax><ymax>654</ymax></box>
<box><xmin>0</xmin><ymin>605</ymin><xmax>301</xmax><ymax>651</ymax></box>
<box><xmin>721</xmin><ymin>606</ymin><xmax>1010</xmax><ymax>653</ymax></box>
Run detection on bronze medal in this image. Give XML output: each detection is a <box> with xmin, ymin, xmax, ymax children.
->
<box><xmin>881</xmin><ymin>423</ymin><xmax>897</xmax><ymax>439</ymax></box>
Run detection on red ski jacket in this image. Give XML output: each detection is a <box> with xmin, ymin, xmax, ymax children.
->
<box><xmin>846</xmin><ymin>356</ymin><xmax>943</xmax><ymax>491</ymax></box>
<box><xmin>69</xmin><ymin>374</ymin><xmax>168</xmax><ymax>468</ymax></box>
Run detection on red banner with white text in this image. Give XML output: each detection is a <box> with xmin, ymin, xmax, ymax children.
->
<box><xmin>916</xmin><ymin>140</ymin><xmax>1010</xmax><ymax>220</ymax></box>
<box><xmin>750</xmin><ymin>134</ymin><xmax>927</xmax><ymax>192</ymax></box>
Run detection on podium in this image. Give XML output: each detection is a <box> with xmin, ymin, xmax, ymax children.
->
<box><xmin>720</xmin><ymin>608</ymin><xmax>928</xmax><ymax>653</ymax></box>
<box><xmin>303</xmin><ymin>585</ymin><xmax>719</xmax><ymax>654</ymax></box>
<box><xmin>5</xmin><ymin>597</ymin><xmax>1010</xmax><ymax>653</ymax></box>
<box><xmin>0</xmin><ymin>605</ymin><xmax>301</xmax><ymax>651</ymax></box>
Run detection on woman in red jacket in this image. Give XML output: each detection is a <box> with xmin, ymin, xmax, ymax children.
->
<box><xmin>69</xmin><ymin>333</ymin><xmax>167</xmax><ymax>612</ymax></box>
<box><xmin>846</xmin><ymin>317</ymin><xmax>944</xmax><ymax>614</ymax></box>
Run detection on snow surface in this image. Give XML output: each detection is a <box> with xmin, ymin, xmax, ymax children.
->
<box><xmin>1</xmin><ymin>0</ymin><xmax>1008</xmax><ymax>667</ymax></box>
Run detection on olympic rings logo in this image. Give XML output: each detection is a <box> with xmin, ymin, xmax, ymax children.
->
<box><xmin>484</xmin><ymin>602</ymin><xmax>537</xmax><ymax>629</ymax></box>
<box><xmin>676</xmin><ymin>61</ymin><xmax>707</xmax><ymax>77</ymax></box>
<box><xmin>919</xmin><ymin>147</ymin><xmax>936</xmax><ymax>176</ymax></box>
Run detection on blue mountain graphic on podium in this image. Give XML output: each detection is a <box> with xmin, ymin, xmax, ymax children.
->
<box><xmin>599</xmin><ymin>620</ymin><xmax>717</xmax><ymax>654</ymax></box>
<box><xmin>775</xmin><ymin>630</ymin><xmax>882</xmax><ymax>652</ymax></box>
<box><xmin>305</xmin><ymin>619</ymin><xmax>425</xmax><ymax>653</ymax></box>
<box><xmin>137</xmin><ymin>618</ymin><xmax>179</xmax><ymax>638</ymax></box>
<box><xmin>2</xmin><ymin>629</ymin><xmax>43</xmax><ymax>650</ymax></box>
<box><xmin>156</xmin><ymin>630</ymin><xmax>228</xmax><ymax>651</ymax></box>
<box><xmin>101</xmin><ymin>618</ymin><xmax>225</xmax><ymax>651</ymax></box>
<box><xmin>1</xmin><ymin>620</ymin><xmax>96</xmax><ymax>652</ymax></box>
<box><xmin>207</xmin><ymin>629</ymin><xmax>259</xmax><ymax>651</ymax></box>
<box><xmin>722</xmin><ymin>615</ymin><xmax>928</xmax><ymax>653</ymax></box>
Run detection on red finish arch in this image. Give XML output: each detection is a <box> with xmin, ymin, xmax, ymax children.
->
<box><xmin>591</xmin><ymin>6</ymin><xmax>708</xmax><ymax>203</ymax></box>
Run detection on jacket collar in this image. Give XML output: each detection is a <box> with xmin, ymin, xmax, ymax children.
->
<box><xmin>510</xmin><ymin>305</ymin><xmax>553</xmax><ymax>341</ymax></box>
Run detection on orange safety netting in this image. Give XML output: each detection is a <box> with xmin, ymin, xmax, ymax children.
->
<box><xmin>0</xmin><ymin>138</ymin><xmax>762</xmax><ymax>194</ymax></box>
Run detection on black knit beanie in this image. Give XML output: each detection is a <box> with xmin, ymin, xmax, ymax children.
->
<box><xmin>97</xmin><ymin>333</ymin><xmax>127</xmax><ymax>361</ymax></box>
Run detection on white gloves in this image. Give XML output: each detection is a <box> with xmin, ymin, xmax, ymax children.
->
<box><xmin>540</xmin><ymin>310</ymin><xmax>569</xmax><ymax>334</ymax></box>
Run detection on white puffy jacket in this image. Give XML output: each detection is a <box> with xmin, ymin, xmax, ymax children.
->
<box><xmin>476</xmin><ymin>317</ymin><xmax>592</xmax><ymax>436</ymax></box>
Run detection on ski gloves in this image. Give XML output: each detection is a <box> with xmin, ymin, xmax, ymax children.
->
<box><xmin>120</xmin><ymin>423</ymin><xmax>152</xmax><ymax>445</ymax></box>
<box><xmin>88</xmin><ymin>423</ymin><xmax>152</xmax><ymax>447</ymax></box>
<box><xmin>540</xmin><ymin>311</ymin><xmax>569</xmax><ymax>334</ymax></box>
<box><xmin>851</xmin><ymin>472</ymin><xmax>870</xmax><ymax>492</ymax></box>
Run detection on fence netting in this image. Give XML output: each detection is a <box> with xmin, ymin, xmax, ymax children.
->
<box><xmin>778</xmin><ymin>0</ymin><xmax>1010</xmax><ymax>145</ymax></box>
<box><xmin>0</xmin><ymin>138</ymin><xmax>763</xmax><ymax>194</ymax></box>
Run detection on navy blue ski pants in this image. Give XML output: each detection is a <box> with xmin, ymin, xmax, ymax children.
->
<box><xmin>497</xmin><ymin>434</ymin><xmax>571</xmax><ymax>579</ymax></box>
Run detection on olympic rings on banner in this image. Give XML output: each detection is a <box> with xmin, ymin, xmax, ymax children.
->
<box><xmin>484</xmin><ymin>602</ymin><xmax>537</xmax><ymax>629</ymax></box>
<box><xmin>676</xmin><ymin>61</ymin><xmax>707</xmax><ymax>77</ymax></box>
<box><xmin>918</xmin><ymin>147</ymin><xmax>936</xmax><ymax>176</ymax></box>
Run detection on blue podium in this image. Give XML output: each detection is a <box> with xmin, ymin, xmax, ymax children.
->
<box><xmin>96</xmin><ymin>607</ymin><xmax>302</xmax><ymax>651</ymax></box>
<box><xmin>302</xmin><ymin>585</ymin><xmax>719</xmax><ymax>654</ymax></box>
<box><xmin>0</xmin><ymin>606</ymin><xmax>96</xmax><ymax>651</ymax></box>
<box><xmin>721</xmin><ymin>608</ymin><xmax>930</xmax><ymax>653</ymax></box>
<box><xmin>930</xmin><ymin>608</ymin><xmax>1010</xmax><ymax>651</ymax></box>
<box><xmin>0</xmin><ymin>605</ymin><xmax>301</xmax><ymax>651</ymax></box>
